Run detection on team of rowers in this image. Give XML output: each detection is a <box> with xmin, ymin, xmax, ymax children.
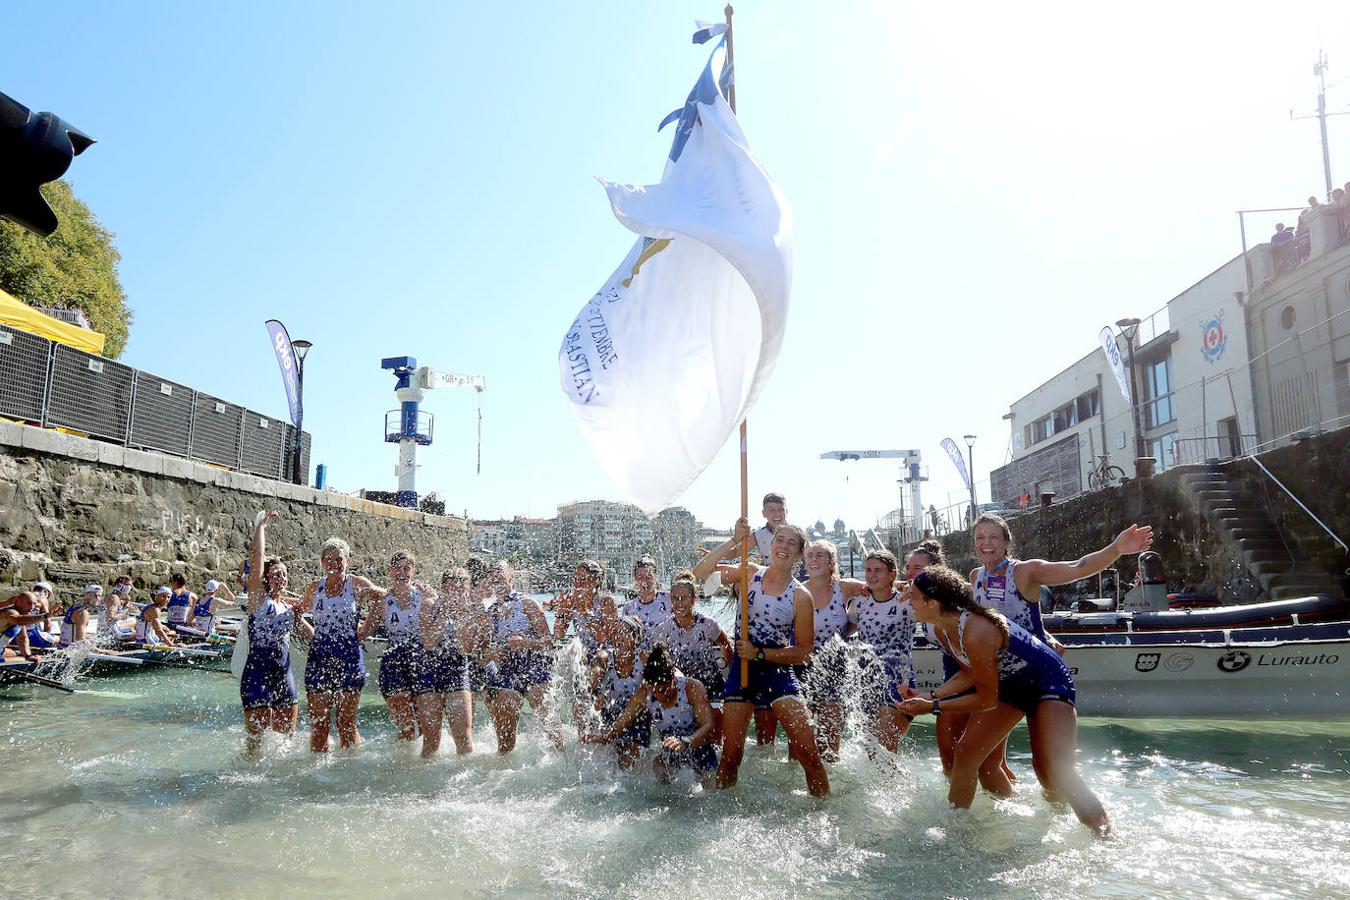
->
<box><xmin>233</xmin><ymin>492</ymin><xmax>1150</xmax><ymax>834</ymax></box>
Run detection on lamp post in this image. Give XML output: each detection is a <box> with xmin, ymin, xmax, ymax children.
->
<box><xmin>290</xmin><ymin>339</ymin><xmax>312</xmax><ymax>485</ymax></box>
<box><xmin>1114</xmin><ymin>317</ymin><xmax>1144</xmax><ymax>465</ymax></box>
<box><xmin>963</xmin><ymin>434</ymin><xmax>977</xmax><ymax>525</ymax></box>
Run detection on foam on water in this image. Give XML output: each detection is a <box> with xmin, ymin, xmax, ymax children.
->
<box><xmin>3</xmin><ymin>665</ymin><xmax>1350</xmax><ymax>897</ymax></box>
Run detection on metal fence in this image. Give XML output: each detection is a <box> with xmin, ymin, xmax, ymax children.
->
<box><xmin>0</xmin><ymin>322</ymin><xmax>311</xmax><ymax>483</ymax></box>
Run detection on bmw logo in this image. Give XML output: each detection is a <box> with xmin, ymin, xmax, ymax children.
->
<box><xmin>1216</xmin><ymin>650</ymin><xmax>1251</xmax><ymax>673</ymax></box>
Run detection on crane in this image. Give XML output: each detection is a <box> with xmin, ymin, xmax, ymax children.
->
<box><xmin>381</xmin><ymin>356</ymin><xmax>485</xmax><ymax>508</ymax></box>
<box><xmin>819</xmin><ymin>449</ymin><xmax>927</xmax><ymax>542</ymax></box>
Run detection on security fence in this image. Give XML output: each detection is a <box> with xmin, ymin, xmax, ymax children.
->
<box><xmin>0</xmin><ymin>322</ymin><xmax>311</xmax><ymax>483</ymax></box>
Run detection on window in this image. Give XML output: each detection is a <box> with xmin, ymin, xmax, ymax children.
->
<box><xmin>1076</xmin><ymin>389</ymin><xmax>1100</xmax><ymax>421</ymax></box>
<box><xmin>1142</xmin><ymin>356</ymin><xmax>1175</xmax><ymax>429</ymax></box>
<box><xmin>1149</xmin><ymin>432</ymin><xmax>1178</xmax><ymax>472</ymax></box>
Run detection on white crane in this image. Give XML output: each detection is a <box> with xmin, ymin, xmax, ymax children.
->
<box><xmin>819</xmin><ymin>449</ymin><xmax>927</xmax><ymax>541</ymax></box>
<box><xmin>381</xmin><ymin>356</ymin><xmax>485</xmax><ymax>508</ymax></box>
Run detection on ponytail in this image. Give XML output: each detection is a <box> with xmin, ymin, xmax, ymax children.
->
<box><xmin>912</xmin><ymin>564</ymin><xmax>1010</xmax><ymax>644</ymax></box>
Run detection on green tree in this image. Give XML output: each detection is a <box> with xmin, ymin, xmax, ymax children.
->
<box><xmin>0</xmin><ymin>180</ymin><xmax>131</xmax><ymax>357</ymax></box>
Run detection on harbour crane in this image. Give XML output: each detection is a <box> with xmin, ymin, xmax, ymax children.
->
<box><xmin>381</xmin><ymin>356</ymin><xmax>485</xmax><ymax>508</ymax></box>
<box><xmin>819</xmin><ymin>449</ymin><xmax>927</xmax><ymax>541</ymax></box>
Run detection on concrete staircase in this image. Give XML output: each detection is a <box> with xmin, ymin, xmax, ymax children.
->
<box><xmin>1180</xmin><ymin>465</ymin><xmax>1345</xmax><ymax>601</ymax></box>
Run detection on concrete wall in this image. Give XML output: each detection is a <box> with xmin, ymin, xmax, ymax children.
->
<box><xmin>0</xmin><ymin>421</ymin><xmax>468</xmax><ymax>597</ymax></box>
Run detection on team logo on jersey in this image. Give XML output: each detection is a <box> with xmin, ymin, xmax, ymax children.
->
<box><xmin>1135</xmin><ymin>652</ymin><xmax>1160</xmax><ymax>673</ymax></box>
<box><xmin>1200</xmin><ymin>312</ymin><xmax>1227</xmax><ymax>363</ymax></box>
<box><xmin>1216</xmin><ymin>650</ymin><xmax>1251</xmax><ymax>673</ymax></box>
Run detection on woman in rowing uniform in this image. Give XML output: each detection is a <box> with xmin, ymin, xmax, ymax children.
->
<box><xmin>417</xmin><ymin>568</ymin><xmax>480</xmax><ymax>756</ymax></box>
<box><xmin>800</xmin><ymin>540</ymin><xmax>866</xmax><ymax>761</ymax></box>
<box><xmin>135</xmin><ymin>587</ymin><xmax>177</xmax><ymax>646</ymax></box>
<box><xmin>552</xmin><ymin>560</ymin><xmax>618</xmax><ymax>737</ymax></box>
<box><xmin>165</xmin><ymin>574</ymin><xmax>196</xmax><ymax>634</ymax></box>
<box><xmin>621</xmin><ymin>556</ymin><xmax>672</xmax><ymax>657</ymax></box>
<box><xmin>693</xmin><ymin>519</ymin><xmax>829</xmax><ymax>797</ymax></box>
<box><xmin>98</xmin><ymin>584</ymin><xmax>134</xmax><ymax>643</ymax></box>
<box><xmin>59</xmin><ymin>585</ymin><xmax>102</xmax><ymax>646</ymax></box>
<box><xmin>590</xmin><ymin>643</ymin><xmax>719</xmax><ymax>788</ymax></box>
<box><xmin>240</xmin><ymin>512</ymin><xmax>314</xmax><ymax>754</ymax></box>
<box><xmin>899</xmin><ymin>565</ymin><xmax>1112</xmax><ymax>835</ymax></box>
<box><xmin>463</xmin><ymin>561</ymin><xmax>497</xmax><ymax>701</ymax></box>
<box><xmin>649</xmin><ymin>575</ymin><xmax>731</xmax><ymax>744</ymax></box>
<box><xmin>850</xmin><ymin>549</ymin><xmax>918</xmax><ymax>754</ymax></box>
<box><xmin>298</xmin><ymin>537</ymin><xmax>383</xmax><ymax>752</ymax></box>
<box><xmin>361</xmin><ymin>550</ymin><xmax>437</xmax><ymax>745</ymax></box>
<box><xmin>587</xmin><ymin>616</ymin><xmax>648</xmax><ymax>768</ymax></box>
<box><xmin>484</xmin><ymin>560</ymin><xmax>561</xmax><ymax>754</ymax></box>
<box><xmin>186</xmin><ymin>580</ymin><xmax>235</xmax><ymax>638</ymax></box>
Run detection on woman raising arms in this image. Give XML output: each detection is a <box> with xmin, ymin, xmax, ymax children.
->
<box><xmin>692</xmin><ymin>518</ymin><xmax>829</xmax><ymax>797</ymax></box>
<box><xmin>417</xmin><ymin>567</ymin><xmax>480</xmax><ymax>756</ymax></box>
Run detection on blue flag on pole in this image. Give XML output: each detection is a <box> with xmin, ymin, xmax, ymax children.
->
<box><xmin>264</xmin><ymin>319</ymin><xmax>302</xmax><ymax>428</ymax></box>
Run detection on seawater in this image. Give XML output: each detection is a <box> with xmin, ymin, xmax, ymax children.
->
<box><xmin>3</xmin><ymin>669</ymin><xmax>1349</xmax><ymax>898</ymax></box>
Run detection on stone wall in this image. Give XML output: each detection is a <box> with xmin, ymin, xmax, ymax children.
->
<box><xmin>0</xmin><ymin>421</ymin><xmax>468</xmax><ymax>598</ymax></box>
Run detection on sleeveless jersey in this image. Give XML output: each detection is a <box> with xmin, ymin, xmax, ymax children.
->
<box><xmin>382</xmin><ymin>587</ymin><xmax>425</xmax><ymax>647</ymax></box>
<box><xmin>247</xmin><ymin>595</ymin><xmax>295</xmax><ymax>658</ymax></box>
<box><xmin>60</xmin><ymin>604</ymin><xmax>87</xmax><ymax>645</ymax></box>
<box><xmin>735</xmin><ymin>570</ymin><xmax>800</xmax><ymax>649</ymax></box>
<box><xmin>651</xmin><ymin>613</ymin><xmax>722</xmax><ymax>681</ymax></box>
<box><xmin>621</xmin><ymin>592</ymin><xmax>672</xmax><ymax>640</ymax></box>
<box><xmin>0</xmin><ymin>621</ymin><xmax>19</xmax><ymax>653</ymax></box>
<box><xmin>569</xmin><ymin>593</ymin><xmax>608</xmax><ymax>656</ymax></box>
<box><xmin>974</xmin><ymin>561</ymin><xmax>1047</xmax><ymax>641</ymax></box>
<box><xmin>312</xmin><ymin>577</ymin><xmax>361</xmax><ymax>642</ymax></box>
<box><xmin>602</xmin><ymin>656</ymin><xmax>644</xmax><ymax>711</ymax></box>
<box><xmin>492</xmin><ymin>592</ymin><xmax>535</xmax><ymax>642</ymax></box>
<box><xmin>166</xmin><ymin>590</ymin><xmax>192</xmax><ymax>625</ymax></box>
<box><xmin>191</xmin><ymin>596</ymin><xmax>215</xmax><ymax>634</ymax></box>
<box><xmin>98</xmin><ymin>601</ymin><xmax>124</xmax><ymax>638</ymax></box>
<box><xmin>850</xmin><ymin>590</ymin><xmax>916</xmax><ymax>682</ymax></box>
<box><xmin>648</xmin><ymin>676</ymin><xmax>699</xmax><ymax>739</ymax></box>
<box><xmin>134</xmin><ymin>605</ymin><xmax>159</xmax><ymax>644</ymax></box>
<box><xmin>933</xmin><ymin>611</ymin><xmax>1060</xmax><ymax>680</ymax></box>
<box><xmin>811</xmin><ymin>582</ymin><xmax>850</xmax><ymax>649</ymax></box>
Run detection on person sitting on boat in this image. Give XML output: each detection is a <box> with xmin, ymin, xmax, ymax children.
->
<box><xmin>1</xmin><ymin>593</ymin><xmax>50</xmax><ymax>661</ymax></box>
<box><xmin>97</xmin><ymin>585</ymin><xmax>135</xmax><ymax>643</ymax></box>
<box><xmin>23</xmin><ymin>582</ymin><xmax>60</xmax><ymax>650</ymax></box>
<box><xmin>136</xmin><ymin>587</ymin><xmax>177</xmax><ymax>646</ymax></box>
<box><xmin>621</xmin><ymin>555</ymin><xmax>672</xmax><ymax>657</ymax></box>
<box><xmin>692</xmin><ymin>518</ymin><xmax>829</xmax><ymax>798</ymax></box>
<box><xmin>164</xmin><ymin>574</ymin><xmax>196</xmax><ymax>634</ymax></box>
<box><xmin>416</xmin><ymin>567</ymin><xmax>482</xmax><ymax>757</ymax></box>
<box><xmin>650</xmin><ymin>574</ymin><xmax>732</xmax><ymax>747</ymax></box>
<box><xmin>240</xmin><ymin>512</ymin><xmax>315</xmax><ymax>755</ymax></box>
<box><xmin>585</xmin><ymin>615</ymin><xmax>648</xmax><ymax>769</ymax></box>
<box><xmin>361</xmin><ymin>549</ymin><xmax>439</xmax><ymax>745</ymax></box>
<box><xmin>297</xmin><ymin>536</ymin><xmax>383</xmax><ymax>753</ymax></box>
<box><xmin>899</xmin><ymin>565</ymin><xmax>1113</xmax><ymax>835</ymax></box>
<box><xmin>483</xmin><ymin>559</ymin><xmax>562</xmax><ymax>755</ymax></box>
<box><xmin>588</xmin><ymin>643</ymin><xmax>719</xmax><ymax>788</ymax></box>
<box><xmin>184</xmin><ymin>580</ymin><xmax>236</xmax><ymax>638</ymax></box>
<box><xmin>798</xmin><ymin>540</ymin><xmax>866</xmax><ymax>762</ymax></box>
<box><xmin>60</xmin><ymin>585</ymin><xmax>105</xmax><ymax>646</ymax></box>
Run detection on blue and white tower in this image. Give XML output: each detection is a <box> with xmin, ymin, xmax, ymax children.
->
<box><xmin>381</xmin><ymin>356</ymin><xmax>486</xmax><ymax>508</ymax></box>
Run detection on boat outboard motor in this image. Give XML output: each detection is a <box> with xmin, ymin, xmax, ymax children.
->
<box><xmin>1121</xmin><ymin>551</ymin><xmax>1169</xmax><ymax>612</ymax></box>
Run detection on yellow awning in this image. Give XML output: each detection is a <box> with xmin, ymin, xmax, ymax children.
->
<box><xmin>0</xmin><ymin>286</ymin><xmax>106</xmax><ymax>355</ymax></box>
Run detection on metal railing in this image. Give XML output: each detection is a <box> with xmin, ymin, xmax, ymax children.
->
<box><xmin>0</xmin><ymin>322</ymin><xmax>311</xmax><ymax>483</ymax></box>
<box><xmin>1250</xmin><ymin>455</ymin><xmax>1349</xmax><ymax>555</ymax></box>
<box><xmin>1171</xmin><ymin>434</ymin><xmax>1260</xmax><ymax>467</ymax></box>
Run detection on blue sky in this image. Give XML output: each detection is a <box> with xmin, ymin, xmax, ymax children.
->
<box><xmin>7</xmin><ymin>1</ymin><xmax>1348</xmax><ymax>532</ymax></box>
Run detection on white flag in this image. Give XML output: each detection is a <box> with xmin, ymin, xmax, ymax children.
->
<box><xmin>559</xmin><ymin>36</ymin><xmax>792</xmax><ymax>514</ymax></box>
<box><xmin>1098</xmin><ymin>326</ymin><xmax>1132</xmax><ymax>405</ymax></box>
<box><xmin>940</xmin><ymin>438</ymin><xmax>972</xmax><ymax>493</ymax></box>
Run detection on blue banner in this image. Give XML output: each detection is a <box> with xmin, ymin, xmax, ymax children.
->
<box><xmin>264</xmin><ymin>319</ymin><xmax>302</xmax><ymax>427</ymax></box>
<box><xmin>940</xmin><ymin>437</ymin><xmax>972</xmax><ymax>493</ymax></box>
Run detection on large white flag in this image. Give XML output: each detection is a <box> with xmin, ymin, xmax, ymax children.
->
<box><xmin>559</xmin><ymin>34</ymin><xmax>793</xmax><ymax>514</ymax></box>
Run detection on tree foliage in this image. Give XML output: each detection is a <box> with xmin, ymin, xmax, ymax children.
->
<box><xmin>0</xmin><ymin>180</ymin><xmax>131</xmax><ymax>357</ymax></box>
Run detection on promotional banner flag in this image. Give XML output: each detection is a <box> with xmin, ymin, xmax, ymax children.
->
<box><xmin>1099</xmin><ymin>326</ymin><xmax>1133</xmax><ymax>405</ymax></box>
<box><xmin>940</xmin><ymin>438</ymin><xmax>973</xmax><ymax>493</ymax></box>
<box><xmin>559</xmin><ymin>32</ymin><xmax>793</xmax><ymax>514</ymax></box>
<box><xmin>264</xmin><ymin>319</ymin><xmax>302</xmax><ymax>428</ymax></box>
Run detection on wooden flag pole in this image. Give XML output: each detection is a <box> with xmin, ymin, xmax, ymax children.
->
<box><xmin>723</xmin><ymin>3</ymin><xmax>751</xmax><ymax>687</ymax></box>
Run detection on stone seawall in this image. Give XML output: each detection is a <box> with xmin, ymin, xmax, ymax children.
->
<box><xmin>0</xmin><ymin>421</ymin><xmax>468</xmax><ymax>597</ymax></box>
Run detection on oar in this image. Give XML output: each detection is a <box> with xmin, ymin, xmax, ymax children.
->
<box><xmin>88</xmin><ymin>652</ymin><xmax>145</xmax><ymax>666</ymax></box>
<box><xmin>6</xmin><ymin>669</ymin><xmax>77</xmax><ymax>693</ymax></box>
<box><xmin>144</xmin><ymin>644</ymin><xmax>223</xmax><ymax>659</ymax></box>
<box><xmin>135</xmin><ymin>656</ymin><xmax>236</xmax><ymax>675</ymax></box>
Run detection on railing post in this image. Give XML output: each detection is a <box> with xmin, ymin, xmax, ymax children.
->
<box><xmin>185</xmin><ymin>390</ymin><xmax>197</xmax><ymax>461</ymax></box>
<box><xmin>38</xmin><ymin>343</ymin><xmax>54</xmax><ymax>427</ymax></box>
<box><xmin>1291</xmin><ymin>330</ymin><xmax>1324</xmax><ymax>432</ymax></box>
<box><xmin>236</xmin><ymin>407</ymin><xmax>246</xmax><ymax>471</ymax></box>
<box><xmin>124</xmin><ymin>368</ymin><xmax>138</xmax><ymax>447</ymax></box>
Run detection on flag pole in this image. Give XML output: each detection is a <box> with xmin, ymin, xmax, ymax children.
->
<box><xmin>724</xmin><ymin>3</ymin><xmax>751</xmax><ymax>688</ymax></box>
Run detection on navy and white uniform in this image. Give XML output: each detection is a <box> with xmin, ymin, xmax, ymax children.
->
<box><xmin>487</xmin><ymin>592</ymin><xmax>550</xmax><ymax>695</ymax></box>
<box><xmin>240</xmin><ymin>595</ymin><xmax>297</xmax><ymax>710</ymax></box>
<box><xmin>60</xmin><ymin>604</ymin><xmax>88</xmax><ymax>646</ymax></box>
<box><xmin>304</xmin><ymin>576</ymin><xmax>368</xmax><ymax>693</ymax></box>
<box><xmin>134</xmin><ymin>605</ymin><xmax>161</xmax><ymax>645</ymax></box>
<box><xmin>98</xmin><ymin>602</ymin><xmax>131</xmax><ymax>642</ymax></box>
<box><xmin>1</xmin><ymin>622</ymin><xmax>20</xmax><ymax>654</ymax></box>
<box><xmin>419</xmin><ymin>606</ymin><xmax>472</xmax><ymax>694</ymax></box>
<box><xmin>975</xmin><ymin>561</ymin><xmax>1049</xmax><ymax>640</ymax></box>
<box><xmin>932</xmin><ymin>610</ymin><xmax>1076</xmax><ymax>716</ymax></box>
<box><xmin>166</xmin><ymin>590</ymin><xmax>193</xmax><ymax>628</ymax></box>
<box><xmin>723</xmin><ymin>570</ymin><xmax>804</xmax><ymax>708</ymax></box>
<box><xmin>191</xmin><ymin>596</ymin><xmax>216</xmax><ymax>635</ymax></box>
<box><xmin>850</xmin><ymin>590</ymin><xmax>917</xmax><ymax>713</ymax></box>
<box><xmin>802</xmin><ymin>583</ymin><xmax>850</xmax><ymax>704</ymax></box>
<box><xmin>649</xmin><ymin>676</ymin><xmax>717</xmax><ymax>774</ymax></box>
<box><xmin>569</xmin><ymin>593</ymin><xmax>612</xmax><ymax>663</ymax></box>
<box><xmin>599</xmin><ymin>657</ymin><xmax>649</xmax><ymax>745</ymax></box>
<box><xmin>377</xmin><ymin>588</ymin><xmax>428</xmax><ymax>697</ymax></box>
<box><xmin>651</xmin><ymin>612</ymin><xmax>725</xmax><ymax>705</ymax></box>
<box><xmin>621</xmin><ymin>593</ymin><xmax>672</xmax><ymax>654</ymax></box>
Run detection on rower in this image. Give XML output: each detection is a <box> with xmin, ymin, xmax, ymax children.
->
<box><xmin>187</xmin><ymin>580</ymin><xmax>236</xmax><ymax>637</ymax></box>
<box><xmin>60</xmin><ymin>585</ymin><xmax>103</xmax><ymax>646</ymax></box>
<box><xmin>1</xmin><ymin>593</ymin><xmax>49</xmax><ymax>661</ymax></box>
<box><xmin>165</xmin><ymin>574</ymin><xmax>196</xmax><ymax>633</ymax></box>
<box><xmin>26</xmin><ymin>582</ymin><xmax>60</xmax><ymax>650</ymax></box>
<box><xmin>136</xmin><ymin>587</ymin><xmax>177</xmax><ymax>645</ymax></box>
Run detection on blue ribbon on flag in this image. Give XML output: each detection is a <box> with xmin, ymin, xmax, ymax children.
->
<box><xmin>657</xmin><ymin>33</ymin><xmax>734</xmax><ymax>163</ymax></box>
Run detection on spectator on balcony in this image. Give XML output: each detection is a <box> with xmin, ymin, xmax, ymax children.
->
<box><xmin>1294</xmin><ymin>196</ymin><xmax>1320</xmax><ymax>262</ymax></box>
<box><xmin>1270</xmin><ymin>223</ymin><xmax>1295</xmax><ymax>273</ymax></box>
<box><xmin>1333</xmin><ymin>187</ymin><xmax>1349</xmax><ymax>241</ymax></box>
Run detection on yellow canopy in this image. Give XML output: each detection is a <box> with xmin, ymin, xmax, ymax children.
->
<box><xmin>0</xmin><ymin>286</ymin><xmax>105</xmax><ymax>355</ymax></box>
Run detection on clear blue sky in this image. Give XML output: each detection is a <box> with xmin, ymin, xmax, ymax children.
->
<box><xmin>7</xmin><ymin>1</ymin><xmax>1348</xmax><ymax>531</ymax></box>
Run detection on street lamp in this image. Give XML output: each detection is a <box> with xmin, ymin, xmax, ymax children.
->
<box><xmin>1114</xmin><ymin>317</ymin><xmax>1144</xmax><ymax>465</ymax></box>
<box><xmin>290</xmin><ymin>339</ymin><xmax>312</xmax><ymax>485</ymax></box>
<box><xmin>963</xmin><ymin>434</ymin><xmax>977</xmax><ymax>524</ymax></box>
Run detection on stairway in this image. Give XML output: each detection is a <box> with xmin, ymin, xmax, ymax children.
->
<box><xmin>1179</xmin><ymin>465</ymin><xmax>1346</xmax><ymax>601</ymax></box>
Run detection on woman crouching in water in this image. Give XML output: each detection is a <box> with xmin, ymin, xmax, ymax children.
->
<box><xmin>899</xmin><ymin>565</ymin><xmax>1111</xmax><ymax>835</ymax></box>
<box><xmin>361</xmin><ymin>550</ymin><xmax>438</xmax><ymax>746</ymax></box>
<box><xmin>416</xmin><ymin>567</ymin><xmax>481</xmax><ymax>756</ymax></box>
<box><xmin>589</xmin><ymin>643</ymin><xmax>719</xmax><ymax>788</ymax></box>
<box><xmin>586</xmin><ymin>615</ymin><xmax>648</xmax><ymax>769</ymax></box>
<box><xmin>693</xmin><ymin>518</ymin><xmax>828</xmax><ymax>797</ymax></box>
<box><xmin>240</xmin><ymin>512</ymin><xmax>315</xmax><ymax>755</ymax></box>
<box><xmin>298</xmin><ymin>537</ymin><xmax>383</xmax><ymax>752</ymax></box>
